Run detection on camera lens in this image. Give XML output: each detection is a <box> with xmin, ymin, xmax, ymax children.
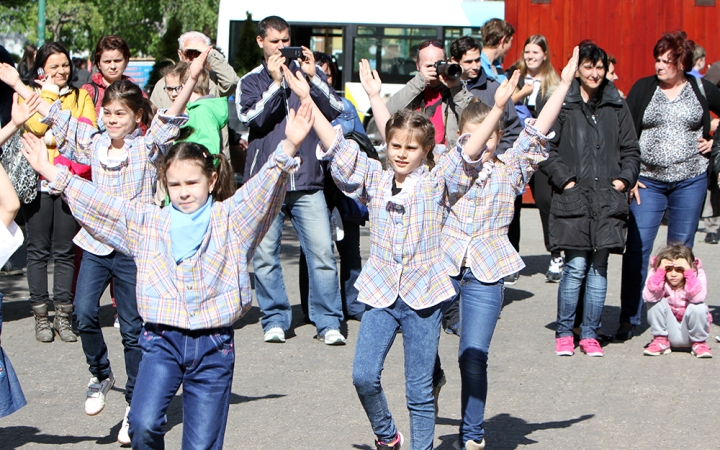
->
<box><xmin>434</xmin><ymin>61</ymin><xmax>462</xmax><ymax>80</ymax></box>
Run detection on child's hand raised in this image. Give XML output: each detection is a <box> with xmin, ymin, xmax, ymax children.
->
<box><xmin>560</xmin><ymin>46</ymin><xmax>580</xmax><ymax>87</ymax></box>
<box><xmin>0</xmin><ymin>63</ymin><xmax>21</xmax><ymax>89</ymax></box>
<box><xmin>493</xmin><ymin>70</ymin><xmax>521</xmax><ymax>110</ymax></box>
<box><xmin>11</xmin><ymin>92</ymin><xmax>41</xmax><ymax>128</ymax></box>
<box><xmin>20</xmin><ymin>133</ymin><xmax>58</xmax><ymax>182</ymax></box>
<box><xmin>359</xmin><ymin>59</ymin><xmax>382</xmax><ymax>99</ymax></box>
<box><xmin>673</xmin><ymin>258</ymin><xmax>692</xmax><ymax>272</ymax></box>
<box><xmin>283</xmin><ymin>102</ymin><xmax>314</xmax><ymax>156</ymax></box>
<box><xmin>189</xmin><ymin>47</ymin><xmax>212</xmax><ymax>81</ymax></box>
<box><xmin>281</xmin><ymin>64</ymin><xmax>311</xmax><ymax>102</ymax></box>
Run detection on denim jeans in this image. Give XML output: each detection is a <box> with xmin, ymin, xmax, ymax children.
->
<box><xmin>620</xmin><ymin>173</ymin><xmax>707</xmax><ymax>326</ymax></box>
<box><xmin>452</xmin><ymin>269</ymin><xmax>504</xmax><ymax>446</ymax></box>
<box><xmin>128</xmin><ymin>324</ymin><xmax>234</xmax><ymax>450</ymax></box>
<box><xmin>556</xmin><ymin>249</ymin><xmax>609</xmax><ymax>339</ymax></box>
<box><xmin>22</xmin><ymin>192</ymin><xmax>79</xmax><ymax>305</ymax></box>
<box><xmin>352</xmin><ymin>299</ymin><xmax>441</xmax><ymax>450</ymax></box>
<box><xmin>300</xmin><ymin>219</ymin><xmax>366</xmax><ymax>321</ymax></box>
<box><xmin>253</xmin><ymin>190</ymin><xmax>343</xmax><ymax>335</ymax></box>
<box><xmin>74</xmin><ymin>251</ymin><xmax>142</xmax><ymax>404</ymax></box>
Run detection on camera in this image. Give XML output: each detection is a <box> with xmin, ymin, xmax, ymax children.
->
<box><xmin>281</xmin><ymin>47</ymin><xmax>304</xmax><ymax>63</ymax></box>
<box><xmin>433</xmin><ymin>60</ymin><xmax>462</xmax><ymax>80</ymax></box>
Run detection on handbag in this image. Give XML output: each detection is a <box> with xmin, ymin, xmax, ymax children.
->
<box><xmin>0</xmin><ymin>130</ymin><xmax>38</xmax><ymax>204</ymax></box>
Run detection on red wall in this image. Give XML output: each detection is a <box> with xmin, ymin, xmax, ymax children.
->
<box><xmin>503</xmin><ymin>0</ymin><xmax>720</xmax><ymax>94</ymax></box>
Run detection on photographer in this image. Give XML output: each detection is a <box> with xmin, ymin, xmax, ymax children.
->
<box><xmin>385</xmin><ymin>39</ymin><xmax>473</xmax><ymax>147</ymax></box>
<box><xmin>235</xmin><ymin>15</ymin><xmax>346</xmax><ymax>346</ymax></box>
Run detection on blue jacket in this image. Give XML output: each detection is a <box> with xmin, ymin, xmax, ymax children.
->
<box><xmin>236</xmin><ymin>60</ymin><xmax>344</xmax><ymax>190</ymax></box>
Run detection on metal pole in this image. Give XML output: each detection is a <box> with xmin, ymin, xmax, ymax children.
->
<box><xmin>37</xmin><ymin>0</ymin><xmax>46</xmax><ymax>46</ymax></box>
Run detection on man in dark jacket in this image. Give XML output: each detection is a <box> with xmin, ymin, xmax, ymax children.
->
<box><xmin>541</xmin><ymin>41</ymin><xmax>640</xmax><ymax>357</ymax></box>
<box><xmin>235</xmin><ymin>15</ymin><xmax>346</xmax><ymax>345</ymax></box>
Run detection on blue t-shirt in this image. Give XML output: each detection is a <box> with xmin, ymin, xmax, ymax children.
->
<box><xmin>481</xmin><ymin>52</ymin><xmax>507</xmax><ymax>83</ymax></box>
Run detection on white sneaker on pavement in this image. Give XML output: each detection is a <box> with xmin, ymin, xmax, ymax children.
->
<box><xmin>319</xmin><ymin>329</ymin><xmax>346</xmax><ymax>345</ymax></box>
<box><xmin>264</xmin><ymin>327</ymin><xmax>285</xmax><ymax>343</ymax></box>
<box><xmin>117</xmin><ymin>406</ymin><xmax>131</xmax><ymax>445</ymax></box>
<box><xmin>545</xmin><ymin>256</ymin><xmax>564</xmax><ymax>283</ymax></box>
<box><xmin>85</xmin><ymin>371</ymin><xmax>115</xmax><ymax>416</ymax></box>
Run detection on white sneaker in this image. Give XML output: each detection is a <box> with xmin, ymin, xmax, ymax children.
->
<box><xmin>264</xmin><ymin>327</ymin><xmax>285</xmax><ymax>343</ymax></box>
<box><xmin>85</xmin><ymin>372</ymin><xmax>115</xmax><ymax>416</ymax></box>
<box><xmin>319</xmin><ymin>329</ymin><xmax>346</xmax><ymax>345</ymax></box>
<box><xmin>114</xmin><ymin>314</ymin><xmax>120</xmax><ymax>329</ymax></box>
<box><xmin>545</xmin><ymin>256</ymin><xmax>564</xmax><ymax>283</ymax></box>
<box><xmin>117</xmin><ymin>406</ymin><xmax>131</xmax><ymax>445</ymax></box>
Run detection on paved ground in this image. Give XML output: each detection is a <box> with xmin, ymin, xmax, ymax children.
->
<box><xmin>1</xmin><ymin>208</ymin><xmax>720</xmax><ymax>449</ymax></box>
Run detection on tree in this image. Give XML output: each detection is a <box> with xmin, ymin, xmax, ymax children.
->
<box><xmin>146</xmin><ymin>15</ymin><xmax>183</xmax><ymax>93</ymax></box>
<box><xmin>234</xmin><ymin>12</ymin><xmax>262</xmax><ymax>77</ymax></box>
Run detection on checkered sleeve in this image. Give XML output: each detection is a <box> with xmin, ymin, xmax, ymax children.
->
<box><xmin>50</xmin><ymin>166</ymin><xmax>152</xmax><ymax>257</ymax></box>
<box><xmin>40</xmin><ymin>100</ymin><xmax>96</xmax><ymax>166</ymax></box>
<box><xmin>498</xmin><ymin>119</ymin><xmax>553</xmax><ymax>195</ymax></box>
<box><xmin>230</xmin><ymin>147</ymin><xmax>299</xmax><ymax>254</ymax></box>
<box><xmin>316</xmin><ymin>127</ymin><xmax>382</xmax><ymax>205</ymax></box>
<box><xmin>434</xmin><ymin>134</ymin><xmax>484</xmax><ymax>204</ymax></box>
<box><xmin>145</xmin><ymin>109</ymin><xmax>189</xmax><ymax>162</ymax></box>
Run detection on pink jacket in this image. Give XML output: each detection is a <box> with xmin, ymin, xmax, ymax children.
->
<box><xmin>642</xmin><ymin>257</ymin><xmax>711</xmax><ymax>323</ymax></box>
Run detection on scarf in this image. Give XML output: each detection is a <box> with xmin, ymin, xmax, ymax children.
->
<box><xmin>169</xmin><ymin>197</ymin><xmax>213</xmax><ymax>263</ymax></box>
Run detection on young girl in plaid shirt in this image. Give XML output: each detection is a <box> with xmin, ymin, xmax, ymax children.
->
<box><xmin>19</xmin><ymin>102</ymin><xmax>312</xmax><ymax>449</ymax></box>
<box><xmin>432</xmin><ymin>48</ymin><xmax>579</xmax><ymax>450</ymax></box>
<box><xmin>0</xmin><ymin>48</ymin><xmax>208</xmax><ymax>444</ymax></box>
<box><xmin>282</xmin><ymin>61</ymin><xmax>517</xmax><ymax>449</ymax></box>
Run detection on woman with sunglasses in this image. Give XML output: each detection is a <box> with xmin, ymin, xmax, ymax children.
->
<box><xmin>642</xmin><ymin>243</ymin><xmax>711</xmax><ymax>358</ymax></box>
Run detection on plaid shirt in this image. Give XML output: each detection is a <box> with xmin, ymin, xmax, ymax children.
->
<box><xmin>42</xmin><ymin>100</ymin><xmax>188</xmax><ymax>255</ymax></box>
<box><xmin>317</xmin><ymin>130</ymin><xmax>481</xmax><ymax>310</ymax></box>
<box><xmin>440</xmin><ymin>122</ymin><xmax>552</xmax><ymax>282</ymax></box>
<box><xmin>48</xmin><ymin>149</ymin><xmax>298</xmax><ymax>329</ymax></box>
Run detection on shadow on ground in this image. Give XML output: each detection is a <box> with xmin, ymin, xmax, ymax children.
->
<box><xmin>0</xmin><ymin>426</ymin><xmax>102</xmax><ymax>449</ymax></box>
<box><xmin>437</xmin><ymin>413</ymin><xmax>594</xmax><ymax>449</ymax></box>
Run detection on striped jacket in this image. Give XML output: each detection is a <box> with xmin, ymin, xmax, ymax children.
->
<box><xmin>48</xmin><ymin>149</ymin><xmax>298</xmax><ymax>329</ymax></box>
<box><xmin>440</xmin><ymin>122</ymin><xmax>552</xmax><ymax>282</ymax></box>
<box><xmin>236</xmin><ymin>60</ymin><xmax>343</xmax><ymax>190</ymax></box>
<box><xmin>317</xmin><ymin>130</ymin><xmax>482</xmax><ymax>310</ymax></box>
<box><xmin>41</xmin><ymin>100</ymin><xmax>188</xmax><ymax>255</ymax></box>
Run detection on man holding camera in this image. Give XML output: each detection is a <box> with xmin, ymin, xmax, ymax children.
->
<box><xmin>150</xmin><ymin>31</ymin><xmax>238</xmax><ymax>157</ymax></box>
<box><xmin>235</xmin><ymin>15</ymin><xmax>346</xmax><ymax>345</ymax></box>
<box><xmin>385</xmin><ymin>39</ymin><xmax>474</xmax><ymax>147</ymax></box>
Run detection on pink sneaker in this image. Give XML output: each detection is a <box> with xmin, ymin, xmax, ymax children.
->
<box><xmin>644</xmin><ymin>336</ymin><xmax>671</xmax><ymax>356</ymax></box>
<box><xmin>691</xmin><ymin>341</ymin><xmax>712</xmax><ymax>358</ymax></box>
<box><xmin>555</xmin><ymin>336</ymin><xmax>575</xmax><ymax>356</ymax></box>
<box><xmin>579</xmin><ymin>338</ymin><xmax>604</xmax><ymax>357</ymax></box>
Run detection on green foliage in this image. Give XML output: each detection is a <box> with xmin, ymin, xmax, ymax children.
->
<box><xmin>234</xmin><ymin>12</ymin><xmax>262</xmax><ymax>78</ymax></box>
<box><xmin>146</xmin><ymin>16</ymin><xmax>184</xmax><ymax>93</ymax></box>
<box><xmin>0</xmin><ymin>0</ymin><xmax>221</xmax><ymax>57</ymax></box>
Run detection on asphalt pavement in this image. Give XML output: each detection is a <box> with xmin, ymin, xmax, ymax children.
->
<box><xmin>1</xmin><ymin>208</ymin><xmax>719</xmax><ymax>449</ymax></box>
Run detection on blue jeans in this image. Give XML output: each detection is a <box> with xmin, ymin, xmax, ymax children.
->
<box><xmin>620</xmin><ymin>173</ymin><xmax>707</xmax><ymax>325</ymax></box>
<box><xmin>253</xmin><ymin>190</ymin><xmax>343</xmax><ymax>335</ymax></box>
<box><xmin>128</xmin><ymin>324</ymin><xmax>234</xmax><ymax>450</ymax></box>
<box><xmin>556</xmin><ymin>249</ymin><xmax>609</xmax><ymax>339</ymax></box>
<box><xmin>352</xmin><ymin>299</ymin><xmax>441</xmax><ymax>450</ymax></box>
<box><xmin>74</xmin><ymin>251</ymin><xmax>142</xmax><ymax>404</ymax></box>
<box><xmin>452</xmin><ymin>269</ymin><xmax>503</xmax><ymax>446</ymax></box>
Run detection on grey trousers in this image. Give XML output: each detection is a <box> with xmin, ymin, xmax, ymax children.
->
<box><xmin>647</xmin><ymin>299</ymin><xmax>709</xmax><ymax>346</ymax></box>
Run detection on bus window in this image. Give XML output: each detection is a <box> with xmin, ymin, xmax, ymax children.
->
<box><xmin>351</xmin><ymin>26</ymin><xmax>441</xmax><ymax>84</ymax></box>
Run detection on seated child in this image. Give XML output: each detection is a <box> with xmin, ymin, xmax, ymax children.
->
<box><xmin>643</xmin><ymin>243</ymin><xmax>712</xmax><ymax>358</ymax></box>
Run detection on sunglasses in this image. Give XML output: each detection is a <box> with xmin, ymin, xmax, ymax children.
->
<box><xmin>164</xmin><ymin>84</ymin><xmax>184</xmax><ymax>94</ymax></box>
<box><xmin>183</xmin><ymin>49</ymin><xmax>202</xmax><ymax>60</ymax></box>
<box><xmin>663</xmin><ymin>265</ymin><xmax>685</xmax><ymax>274</ymax></box>
<box><xmin>418</xmin><ymin>40</ymin><xmax>444</xmax><ymax>51</ymax></box>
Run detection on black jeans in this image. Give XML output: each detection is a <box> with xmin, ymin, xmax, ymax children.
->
<box><xmin>529</xmin><ymin>170</ymin><xmax>553</xmax><ymax>253</ymax></box>
<box><xmin>22</xmin><ymin>192</ymin><xmax>79</xmax><ymax>306</ymax></box>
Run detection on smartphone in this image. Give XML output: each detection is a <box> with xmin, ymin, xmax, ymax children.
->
<box><xmin>36</xmin><ymin>67</ymin><xmax>48</xmax><ymax>82</ymax></box>
<box><xmin>280</xmin><ymin>47</ymin><xmax>304</xmax><ymax>62</ymax></box>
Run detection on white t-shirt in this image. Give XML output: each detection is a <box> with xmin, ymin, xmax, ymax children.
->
<box><xmin>0</xmin><ymin>221</ymin><xmax>23</xmax><ymax>267</ymax></box>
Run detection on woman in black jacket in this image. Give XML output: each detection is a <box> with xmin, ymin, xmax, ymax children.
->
<box><xmin>542</xmin><ymin>41</ymin><xmax>640</xmax><ymax>357</ymax></box>
<box><xmin>616</xmin><ymin>31</ymin><xmax>720</xmax><ymax>341</ymax></box>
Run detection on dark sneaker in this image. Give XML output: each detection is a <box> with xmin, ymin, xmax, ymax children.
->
<box><xmin>705</xmin><ymin>233</ymin><xmax>718</xmax><ymax>244</ymax></box>
<box><xmin>503</xmin><ymin>272</ymin><xmax>520</xmax><ymax>286</ymax></box>
<box><xmin>614</xmin><ymin>323</ymin><xmax>636</xmax><ymax>341</ymax></box>
<box><xmin>376</xmin><ymin>432</ymin><xmax>404</xmax><ymax>450</ymax></box>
